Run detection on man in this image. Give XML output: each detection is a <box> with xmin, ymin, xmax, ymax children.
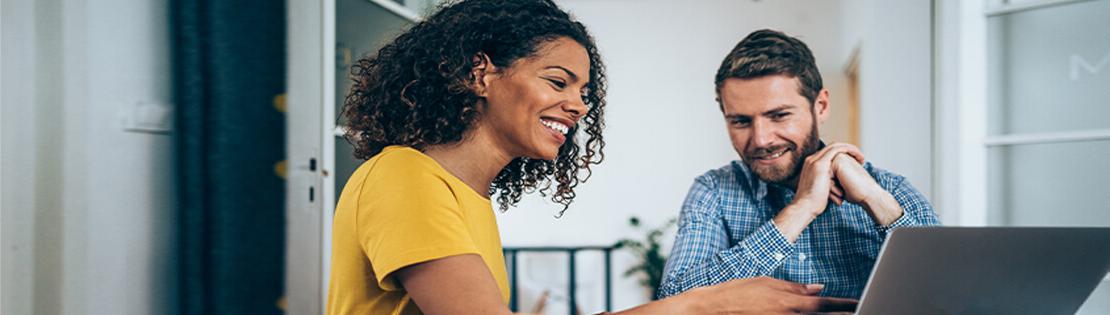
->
<box><xmin>657</xmin><ymin>29</ymin><xmax>941</xmax><ymax>300</ymax></box>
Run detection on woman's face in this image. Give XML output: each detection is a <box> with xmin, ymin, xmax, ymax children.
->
<box><xmin>478</xmin><ymin>37</ymin><xmax>591</xmax><ymax>161</ymax></box>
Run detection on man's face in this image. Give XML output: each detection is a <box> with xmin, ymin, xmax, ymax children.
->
<box><xmin>719</xmin><ymin>75</ymin><xmax>828</xmax><ymax>184</ymax></box>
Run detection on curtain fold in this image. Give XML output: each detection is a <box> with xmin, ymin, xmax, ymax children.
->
<box><xmin>173</xmin><ymin>0</ymin><xmax>287</xmax><ymax>314</ymax></box>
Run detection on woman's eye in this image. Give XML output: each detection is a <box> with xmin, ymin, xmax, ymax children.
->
<box><xmin>548</xmin><ymin>79</ymin><xmax>566</xmax><ymax>89</ymax></box>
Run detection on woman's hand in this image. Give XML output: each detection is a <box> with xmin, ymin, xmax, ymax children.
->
<box><xmin>613</xmin><ymin>276</ymin><xmax>857</xmax><ymax>315</ymax></box>
<box><xmin>689</xmin><ymin>277</ymin><xmax>858</xmax><ymax>314</ymax></box>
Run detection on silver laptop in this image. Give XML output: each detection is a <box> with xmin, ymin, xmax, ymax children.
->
<box><xmin>856</xmin><ymin>227</ymin><xmax>1110</xmax><ymax>315</ymax></box>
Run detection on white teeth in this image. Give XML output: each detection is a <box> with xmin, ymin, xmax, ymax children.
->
<box><xmin>541</xmin><ymin>119</ymin><xmax>569</xmax><ymax>134</ymax></box>
<box><xmin>760</xmin><ymin>150</ymin><xmax>786</xmax><ymax>160</ymax></box>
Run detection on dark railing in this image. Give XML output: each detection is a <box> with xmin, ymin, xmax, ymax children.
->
<box><xmin>503</xmin><ymin>246</ymin><xmax>616</xmax><ymax>315</ymax></box>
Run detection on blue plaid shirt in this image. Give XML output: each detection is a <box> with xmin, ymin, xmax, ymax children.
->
<box><xmin>658</xmin><ymin>160</ymin><xmax>941</xmax><ymax>299</ymax></box>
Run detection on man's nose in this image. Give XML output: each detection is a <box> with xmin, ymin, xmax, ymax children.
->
<box><xmin>749</xmin><ymin>120</ymin><xmax>775</xmax><ymax>148</ymax></box>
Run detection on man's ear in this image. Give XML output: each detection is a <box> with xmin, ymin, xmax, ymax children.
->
<box><xmin>813</xmin><ymin>88</ymin><xmax>831</xmax><ymax>125</ymax></box>
<box><xmin>470</xmin><ymin>52</ymin><xmax>496</xmax><ymax>97</ymax></box>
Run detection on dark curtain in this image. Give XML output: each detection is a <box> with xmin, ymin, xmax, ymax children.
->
<box><xmin>173</xmin><ymin>0</ymin><xmax>286</xmax><ymax>314</ymax></box>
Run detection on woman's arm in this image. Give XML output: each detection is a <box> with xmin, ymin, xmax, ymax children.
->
<box><xmin>398</xmin><ymin>257</ymin><xmax>855</xmax><ymax>315</ymax></box>
<box><xmin>396</xmin><ymin>254</ymin><xmax>513</xmax><ymax>315</ymax></box>
<box><xmin>615</xmin><ymin>277</ymin><xmax>857</xmax><ymax>315</ymax></box>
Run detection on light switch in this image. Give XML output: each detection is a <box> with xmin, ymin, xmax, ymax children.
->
<box><xmin>121</xmin><ymin>101</ymin><xmax>174</xmax><ymax>134</ymax></box>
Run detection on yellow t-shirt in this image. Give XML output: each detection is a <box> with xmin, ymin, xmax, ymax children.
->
<box><xmin>326</xmin><ymin>146</ymin><xmax>510</xmax><ymax>315</ymax></box>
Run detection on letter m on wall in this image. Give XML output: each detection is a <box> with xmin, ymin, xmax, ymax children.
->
<box><xmin>1070</xmin><ymin>52</ymin><xmax>1110</xmax><ymax>81</ymax></box>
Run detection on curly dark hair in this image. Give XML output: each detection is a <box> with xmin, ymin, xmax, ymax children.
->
<box><xmin>342</xmin><ymin>0</ymin><xmax>606</xmax><ymax>215</ymax></box>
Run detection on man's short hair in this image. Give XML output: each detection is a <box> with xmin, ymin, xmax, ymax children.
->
<box><xmin>715</xmin><ymin>29</ymin><xmax>823</xmax><ymax>106</ymax></box>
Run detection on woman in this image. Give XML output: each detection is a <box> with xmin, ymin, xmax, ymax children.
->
<box><xmin>327</xmin><ymin>0</ymin><xmax>856</xmax><ymax>314</ymax></box>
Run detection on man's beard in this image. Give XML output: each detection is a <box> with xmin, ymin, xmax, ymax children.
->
<box><xmin>743</xmin><ymin>125</ymin><xmax>821</xmax><ymax>185</ymax></box>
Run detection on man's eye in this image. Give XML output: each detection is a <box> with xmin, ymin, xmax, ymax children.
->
<box><xmin>772</xmin><ymin>112</ymin><xmax>790</xmax><ymax>120</ymax></box>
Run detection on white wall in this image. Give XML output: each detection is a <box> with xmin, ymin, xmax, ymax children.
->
<box><xmin>493</xmin><ymin>0</ymin><xmax>934</xmax><ymax>312</ymax></box>
<box><xmin>3</xmin><ymin>0</ymin><xmax>43</xmax><ymax>313</ymax></box>
<box><xmin>839</xmin><ymin>0</ymin><xmax>936</xmax><ymax>201</ymax></box>
<box><xmin>2</xmin><ymin>1</ymin><xmax>71</xmax><ymax>313</ymax></box>
<box><xmin>1</xmin><ymin>0</ymin><xmax>178</xmax><ymax>314</ymax></box>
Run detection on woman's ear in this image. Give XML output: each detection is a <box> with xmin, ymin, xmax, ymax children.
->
<box><xmin>470</xmin><ymin>52</ymin><xmax>496</xmax><ymax>97</ymax></box>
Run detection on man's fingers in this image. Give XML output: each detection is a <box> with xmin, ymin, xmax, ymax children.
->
<box><xmin>813</xmin><ymin>145</ymin><xmax>857</xmax><ymax>166</ymax></box>
<box><xmin>830</xmin><ymin>181</ymin><xmax>843</xmax><ymax>197</ymax></box>
<box><xmin>809</xmin><ymin>145</ymin><xmax>840</xmax><ymax>163</ymax></box>
<box><xmin>839</xmin><ymin>149</ymin><xmax>863</xmax><ymax>164</ymax></box>
<box><xmin>831</xmin><ymin>143</ymin><xmax>865</xmax><ymax>163</ymax></box>
<box><xmin>829</xmin><ymin>180</ymin><xmax>844</xmax><ymax>205</ymax></box>
<box><xmin>842</xmin><ymin>147</ymin><xmax>865</xmax><ymax>163</ymax></box>
<box><xmin>814</xmin><ymin>143</ymin><xmax>864</xmax><ymax>165</ymax></box>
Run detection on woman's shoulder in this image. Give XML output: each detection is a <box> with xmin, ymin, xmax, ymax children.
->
<box><xmin>370</xmin><ymin>145</ymin><xmax>429</xmax><ymax>165</ymax></box>
<box><xmin>357</xmin><ymin>145</ymin><xmax>446</xmax><ymax>183</ymax></box>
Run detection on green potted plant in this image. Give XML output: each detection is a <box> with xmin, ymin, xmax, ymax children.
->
<box><xmin>614</xmin><ymin>216</ymin><xmax>677</xmax><ymax>300</ymax></box>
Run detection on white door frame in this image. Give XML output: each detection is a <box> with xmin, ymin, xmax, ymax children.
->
<box><xmin>285</xmin><ymin>1</ymin><xmax>420</xmax><ymax>314</ymax></box>
<box><xmin>285</xmin><ymin>0</ymin><xmax>334</xmax><ymax>313</ymax></box>
<box><xmin>932</xmin><ymin>0</ymin><xmax>989</xmax><ymax>227</ymax></box>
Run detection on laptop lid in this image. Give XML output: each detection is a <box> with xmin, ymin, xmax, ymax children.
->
<box><xmin>856</xmin><ymin>227</ymin><xmax>1110</xmax><ymax>315</ymax></box>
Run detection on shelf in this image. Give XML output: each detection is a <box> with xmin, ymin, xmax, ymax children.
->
<box><xmin>367</xmin><ymin>0</ymin><xmax>421</xmax><ymax>22</ymax></box>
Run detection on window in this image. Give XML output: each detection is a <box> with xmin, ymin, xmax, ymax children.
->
<box><xmin>985</xmin><ymin>0</ymin><xmax>1110</xmax><ymax>225</ymax></box>
<box><xmin>983</xmin><ymin>0</ymin><xmax>1110</xmax><ymax>313</ymax></box>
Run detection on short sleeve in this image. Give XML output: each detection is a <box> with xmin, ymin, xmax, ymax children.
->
<box><xmin>355</xmin><ymin>153</ymin><xmax>480</xmax><ymax>291</ymax></box>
